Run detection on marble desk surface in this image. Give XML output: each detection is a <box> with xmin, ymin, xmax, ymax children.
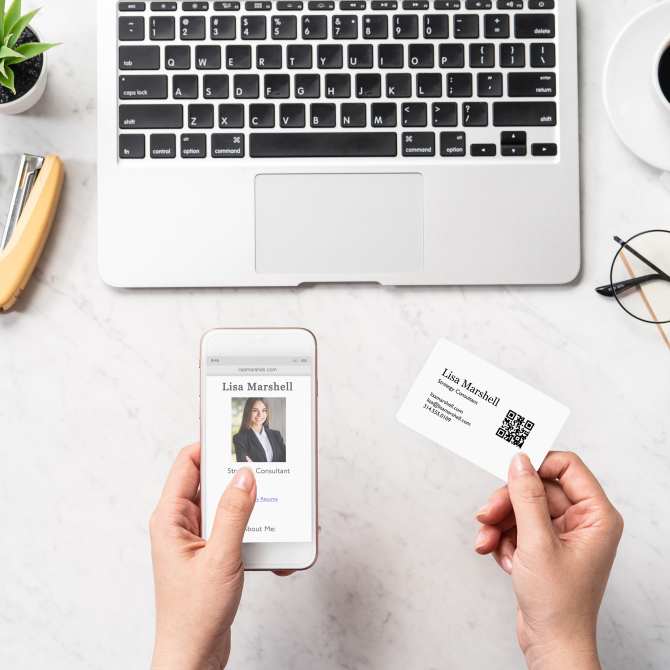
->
<box><xmin>1</xmin><ymin>1</ymin><xmax>669</xmax><ymax>668</ymax></box>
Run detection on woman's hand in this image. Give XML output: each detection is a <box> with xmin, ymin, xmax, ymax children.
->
<box><xmin>150</xmin><ymin>444</ymin><xmax>256</xmax><ymax>670</ymax></box>
<box><xmin>474</xmin><ymin>452</ymin><xmax>623</xmax><ymax>670</ymax></box>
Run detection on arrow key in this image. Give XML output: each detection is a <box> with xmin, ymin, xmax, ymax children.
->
<box><xmin>531</xmin><ymin>142</ymin><xmax>557</xmax><ymax>156</ymax></box>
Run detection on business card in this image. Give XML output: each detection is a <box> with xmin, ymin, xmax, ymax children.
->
<box><xmin>397</xmin><ymin>339</ymin><xmax>570</xmax><ymax>480</ymax></box>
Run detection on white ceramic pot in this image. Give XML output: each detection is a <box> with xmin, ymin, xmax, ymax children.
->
<box><xmin>0</xmin><ymin>33</ymin><xmax>48</xmax><ymax>115</ymax></box>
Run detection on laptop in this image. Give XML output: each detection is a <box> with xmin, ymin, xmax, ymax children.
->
<box><xmin>97</xmin><ymin>0</ymin><xmax>580</xmax><ymax>287</ymax></box>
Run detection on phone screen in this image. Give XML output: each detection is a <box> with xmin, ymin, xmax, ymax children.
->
<box><xmin>203</xmin><ymin>349</ymin><xmax>314</xmax><ymax>544</ymax></box>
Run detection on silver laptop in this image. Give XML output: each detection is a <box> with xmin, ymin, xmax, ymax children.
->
<box><xmin>97</xmin><ymin>0</ymin><xmax>580</xmax><ymax>287</ymax></box>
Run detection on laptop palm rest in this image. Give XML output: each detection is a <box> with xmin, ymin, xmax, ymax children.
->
<box><xmin>254</xmin><ymin>173</ymin><xmax>423</xmax><ymax>275</ymax></box>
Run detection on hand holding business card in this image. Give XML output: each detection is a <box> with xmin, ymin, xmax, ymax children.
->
<box><xmin>397</xmin><ymin>339</ymin><xmax>570</xmax><ymax>480</ymax></box>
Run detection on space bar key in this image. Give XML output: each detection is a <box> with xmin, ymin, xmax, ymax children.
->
<box><xmin>250</xmin><ymin>132</ymin><xmax>398</xmax><ymax>158</ymax></box>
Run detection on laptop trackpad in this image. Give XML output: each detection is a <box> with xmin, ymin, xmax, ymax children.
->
<box><xmin>255</xmin><ymin>173</ymin><xmax>423</xmax><ymax>275</ymax></box>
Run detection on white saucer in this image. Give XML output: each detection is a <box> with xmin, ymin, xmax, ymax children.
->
<box><xmin>603</xmin><ymin>2</ymin><xmax>670</xmax><ymax>171</ymax></box>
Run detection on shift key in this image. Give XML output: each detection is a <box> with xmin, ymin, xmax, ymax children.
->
<box><xmin>119</xmin><ymin>104</ymin><xmax>183</xmax><ymax>129</ymax></box>
<box><xmin>493</xmin><ymin>101</ymin><xmax>556</xmax><ymax>126</ymax></box>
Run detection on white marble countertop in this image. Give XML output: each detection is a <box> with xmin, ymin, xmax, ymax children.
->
<box><xmin>1</xmin><ymin>1</ymin><xmax>669</xmax><ymax>668</ymax></box>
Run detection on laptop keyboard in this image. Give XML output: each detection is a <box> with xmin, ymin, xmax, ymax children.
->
<box><xmin>116</xmin><ymin>0</ymin><xmax>560</xmax><ymax>160</ymax></box>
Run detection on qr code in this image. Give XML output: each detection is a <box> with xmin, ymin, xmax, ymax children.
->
<box><xmin>496</xmin><ymin>410</ymin><xmax>535</xmax><ymax>448</ymax></box>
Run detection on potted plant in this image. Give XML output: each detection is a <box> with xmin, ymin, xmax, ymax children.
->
<box><xmin>0</xmin><ymin>0</ymin><xmax>57</xmax><ymax>115</ymax></box>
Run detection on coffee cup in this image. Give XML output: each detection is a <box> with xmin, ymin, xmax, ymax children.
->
<box><xmin>654</xmin><ymin>39</ymin><xmax>670</xmax><ymax>111</ymax></box>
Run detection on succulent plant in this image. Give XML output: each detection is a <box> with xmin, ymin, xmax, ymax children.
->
<box><xmin>0</xmin><ymin>0</ymin><xmax>57</xmax><ymax>94</ymax></box>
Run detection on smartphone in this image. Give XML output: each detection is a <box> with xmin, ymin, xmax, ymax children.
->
<box><xmin>200</xmin><ymin>327</ymin><xmax>318</xmax><ymax>571</ymax></box>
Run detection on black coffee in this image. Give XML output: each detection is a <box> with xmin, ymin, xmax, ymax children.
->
<box><xmin>659</xmin><ymin>45</ymin><xmax>670</xmax><ymax>104</ymax></box>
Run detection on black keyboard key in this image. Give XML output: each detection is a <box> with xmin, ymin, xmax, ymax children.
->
<box><xmin>204</xmin><ymin>74</ymin><xmax>230</xmax><ymax>98</ymax></box>
<box><xmin>379</xmin><ymin>44</ymin><xmax>404</xmax><ymax>68</ymax></box>
<box><xmin>279</xmin><ymin>103</ymin><xmax>306</xmax><ymax>127</ymax></box>
<box><xmin>278</xmin><ymin>0</ymin><xmax>304</xmax><ymax>8</ymax></box>
<box><xmin>310</xmin><ymin>103</ymin><xmax>336</xmax><ymax>127</ymax></box>
<box><xmin>150</xmin><ymin>15</ymin><xmax>175</xmax><ymax>39</ymax></box>
<box><xmin>497</xmin><ymin>0</ymin><xmax>522</xmax><ymax>7</ymax></box>
<box><xmin>439</xmin><ymin>43</ymin><xmax>464</xmax><ymax>68</ymax></box>
<box><xmin>188</xmin><ymin>103</ymin><xmax>215</xmax><ymax>128</ymax></box>
<box><xmin>249</xmin><ymin>103</ymin><xmax>275</xmax><ymax>127</ymax></box>
<box><xmin>363</xmin><ymin>14</ymin><xmax>388</xmax><ymax>38</ymax></box>
<box><xmin>471</xmin><ymin>143</ymin><xmax>496</xmax><ymax>156</ymax></box>
<box><xmin>287</xmin><ymin>44</ymin><xmax>313</xmax><ymax>68</ymax></box>
<box><xmin>226</xmin><ymin>44</ymin><xmax>252</xmax><ymax>68</ymax></box>
<box><xmin>119</xmin><ymin>2</ymin><xmax>146</xmax><ymax>10</ymax></box>
<box><xmin>508</xmin><ymin>72</ymin><xmax>555</xmax><ymax>96</ymax></box>
<box><xmin>257</xmin><ymin>44</ymin><xmax>283</xmax><ymax>68</ymax></box>
<box><xmin>271</xmin><ymin>15</ymin><xmax>297</xmax><ymax>39</ymax></box>
<box><xmin>501</xmin><ymin>143</ymin><xmax>526</xmax><ymax>156</ymax></box>
<box><xmin>371</xmin><ymin>102</ymin><xmax>396</xmax><ymax>127</ymax></box>
<box><xmin>333</xmin><ymin>15</ymin><xmax>358</xmax><ymax>38</ymax></box>
<box><xmin>195</xmin><ymin>45</ymin><xmax>222</xmax><ymax>69</ymax></box>
<box><xmin>493</xmin><ymin>101</ymin><xmax>556</xmax><ymax>126</ymax></box>
<box><xmin>184</xmin><ymin>2</ymin><xmax>210</xmax><ymax>10</ymax></box>
<box><xmin>394</xmin><ymin>15</ymin><xmax>418</xmax><ymax>39</ymax></box>
<box><xmin>218</xmin><ymin>103</ymin><xmax>244</xmax><ymax>127</ymax></box>
<box><xmin>470</xmin><ymin>43</ymin><xmax>494</xmax><ymax>67</ymax></box>
<box><xmin>246</xmin><ymin>0</ymin><xmax>271</xmax><ymax>8</ymax></box>
<box><xmin>295</xmin><ymin>73</ymin><xmax>321</xmax><ymax>97</ymax></box>
<box><xmin>264</xmin><ymin>73</ymin><xmax>290</xmax><ymax>97</ymax></box>
<box><xmin>440</xmin><ymin>131</ymin><xmax>466</xmax><ymax>157</ymax></box>
<box><xmin>119</xmin><ymin>103</ymin><xmax>183</xmax><ymax>128</ymax></box>
<box><xmin>403</xmin><ymin>0</ymin><xmax>428</xmax><ymax>8</ymax></box>
<box><xmin>165</xmin><ymin>45</ymin><xmax>190</xmax><ymax>69</ymax></box>
<box><xmin>465</xmin><ymin>0</ymin><xmax>491</xmax><ymax>8</ymax></box>
<box><xmin>302</xmin><ymin>15</ymin><xmax>328</xmax><ymax>38</ymax></box>
<box><xmin>356</xmin><ymin>73</ymin><xmax>381</xmax><ymax>97</ymax></box>
<box><xmin>402</xmin><ymin>132</ymin><xmax>435</xmax><ymax>157</ymax></box>
<box><xmin>417</xmin><ymin>73</ymin><xmax>441</xmax><ymax>97</ymax></box>
<box><xmin>401</xmin><ymin>102</ymin><xmax>427</xmax><ymax>127</ymax></box>
<box><xmin>119</xmin><ymin>74</ymin><xmax>168</xmax><ymax>99</ymax></box>
<box><xmin>529</xmin><ymin>0</ymin><xmax>554</xmax><ymax>7</ymax></box>
<box><xmin>318</xmin><ymin>44</ymin><xmax>343</xmax><ymax>68</ymax></box>
<box><xmin>241</xmin><ymin>15</ymin><xmax>266</xmax><ymax>39</ymax></box>
<box><xmin>325</xmin><ymin>73</ymin><xmax>351</xmax><ymax>97</ymax></box>
<box><xmin>530</xmin><ymin>42</ymin><xmax>555</xmax><ymax>67</ymax></box>
<box><xmin>211</xmin><ymin>16</ymin><xmax>236</xmax><ymax>39</ymax></box>
<box><xmin>340</xmin><ymin>1</ymin><xmax>366</xmax><ymax>8</ymax></box>
<box><xmin>214</xmin><ymin>1</ymin><xmax>241</xmax><ymax>8</ymax></box>
<box><xmin>435</xmin><ymin>0</ymin><xmax>461</xmax><ymax>7</ymax></box>
<box><xmin>501</xmin><ymin>130</ymin><xmax>526</xmax><ymax>155</ymax></box>
<box><xmin>341</xmin><ymin>102</ymin><xmax>366</xmax><ymax>127</ymax></box>
<box><xmin>250</xmin><ymin>132</ymin><xmax>397</xmax><ymax>157</ymax></box>
<box><xmin>119</xmin><ymin>134</ymin><xmax>146</xmax><ymax>159</ymax></box>
<box><xmin>150</xmin><ymin>133</ymin><xmax>177</xmax><ymax>158</ymax></box>
<box><xmin>477</xmin><ymin>72</ymin><xmax>502</xmax><ymax>96</ymax></box>
<box><xmin>371</xmin><ymin>0</ymin><xmax>397</xmax><ymax>7</ymax></box>
<box><xmin>309</xmin><ymin>0</ymin><xmax>335</xmax><ymax>8</ymax></box>
<box><xmin>424</xmin><ymin>14</ymin><xmax>449</xmax><ymax>38</ymax></box>
<box><xmin>409</xmin><ymin>43</ymin><xmax>434</xmax><ymax>68</ymax></box>
<box><xmin>151</xmin><ymin>1</ymin><xmax>177</xmax><ymax>9</ymax></box>
<box><xmin>348</xmin><ymin>44</ymin><xmax>373</xmax><ymax>68</ymax></box>
<box><xmin>453</xmin><ymin>14</ymin><xmax>478</xmax><ymax>38</ymax></box>
<box><xmin>432</xmin><ymin>102</ymin><xmax>457</xmax><ymax>126</ymax></box>
<box><xmin>484</xmin><ymin>14</ymin><xmax>509</xmax><ymax>38</ymax></box>
<box><xmin>386</xmin><ymin>72</ymin><xmax>411</xmax><ymax>97</ymax></box>
<box><xmin>119</xmin><ymin>16</ymin><xmax>145</xmax><ymax>40</ymax></box>
<box><xmin>515</xmin><ymin>13</ymin><xmax>554</xmax><ymax>38</ymax></box>
<box><xmin>180</xmin><ymin>15</ymin><xmax>206</xmax><ymax>39</ymax></box>
<box><xmin>531</xmin><ymin>142</ymin><xmax>557</xmax><ymax>156</ymax></box>
<box><xmin>181</xmin><ymin>133</ymin><xmax>207</xmax><ymax>158</ymax></box>
<box><xmin>119</xmin><ymin>45</ymin><xmax>160</xmax><ymax>70</ymax></box>
<box><xmin>462</xmin><ymin>101</ymin><xmax>488</xmax><ymax>126</ymax></box>
<box><xmin>233</xmin><ymin>73</ymin><xmax>259</xmax><ymax>97</ymax></box>
<box><xmin>173</xmin><ymin>74</ymin><xmax>199</xmax><ymax>98</ymax></box>
<box><xmin>447</xmin><ymin>72</ymin><xmax>472</xmax><ymax>97</ymax></box>
<box><xmin>500</xmin><ymin>42</ymin><xmax>524</xmax><ymax>67</ymax></box>
<box><xmin>212</xmin><ymin>132</ymin><xmax>245</xmax><ymax>157</ymax></box>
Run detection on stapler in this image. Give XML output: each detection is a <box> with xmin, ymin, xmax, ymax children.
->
<box><xmin>0</xmin><ymin>154</ymin><xmax>64</xmax><ymax>311</ymax></box>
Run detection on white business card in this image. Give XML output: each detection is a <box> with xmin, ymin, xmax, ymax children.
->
<box><xmin>397</xmin><ymin>339</ymin><xmax>570</xmax><ymax>480</ymax></box>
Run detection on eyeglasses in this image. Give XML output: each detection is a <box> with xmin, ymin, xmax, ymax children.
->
<box><xmin>595</xmin><ymin>229</ymin><xmax>670</xmax><ymax>343</ymax></box>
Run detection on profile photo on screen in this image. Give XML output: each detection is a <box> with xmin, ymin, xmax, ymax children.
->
<box><xmin>231</xmin><ymin>397</ymin><xmax>287</xmax><ymax>463</ymax></box>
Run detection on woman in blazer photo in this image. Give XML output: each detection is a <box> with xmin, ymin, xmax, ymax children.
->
<box><xmin>233</xmin><ymin>398</ymin><xmax>287</xmax><ymax>463</ymax></box>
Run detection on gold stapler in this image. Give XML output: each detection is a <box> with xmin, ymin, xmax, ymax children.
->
<box><xmin>0</xmin><ymin>154</ymin><xmax>64</xmax><ymax>311</ymax></box>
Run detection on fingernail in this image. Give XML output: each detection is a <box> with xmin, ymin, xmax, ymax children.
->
<box><xmin>475</xmin><ymin>529</ymin><xmax>487</xmax><ymax>551</ymax></box>
<box><xmin>476</xmin><ymin>504</ymin><xmax>491</xmax><ymax>519</ymax></box>
<box><xmin>232</xmin><ymin>467</ymin><xmax>254</xmax><ymax>492</ymax></box>
<box><xmin>501</xmin><ymin>556</ymin><xmax>513</xmax><ymax>574</ymax></box>
<box><xmin>511</xmin><ymin>452</ymin><xmax>533</xmax><ymax>477</ymax></box>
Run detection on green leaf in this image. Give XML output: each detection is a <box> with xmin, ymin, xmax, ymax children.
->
<box><xmin>0</xmin><ymin>60</ymin><xmax>5</xmax><ymax>77</ymax></box>
<box><xmin>4</xmin><ymin>32</ymin><xmax>14</xmax><ymax>47</ymax></box>
<box><xmin>7</xmin><ymin>7</ymin><xmax>38</xmax><ymax>48</ymax></box>
<box><xmin>0</xmin><ymin>63</ymin><xmax>15</xmax><ymax>94</ymax></box>
<box><xmin>14</xmin><ymin>40</ymin><xmax>56</xmax><ymax>60</ymax></box>
<box><xmin>0</xmin><ymin>0</ymin><xmax>5</xmax><ymax>44</ymax></box>
<box><xmin>0</xmin><ymin>43</ymin><xmax>21</xmax><ymax>59</ymax></box>
<box><xmin>3</xmin><ymin>0</ymin><xmax>21</xmax><ymax>41</ymax></box>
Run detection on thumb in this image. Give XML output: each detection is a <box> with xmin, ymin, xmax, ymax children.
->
<box><xmin>208</xmin><ymin>468</ymin><xmax>256</xmax><ymax>571</ymax></box>
<box><xmin>508</xmin><ymin>453</ymin><xmax>555</xmax><ymax>551</ymax></box>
